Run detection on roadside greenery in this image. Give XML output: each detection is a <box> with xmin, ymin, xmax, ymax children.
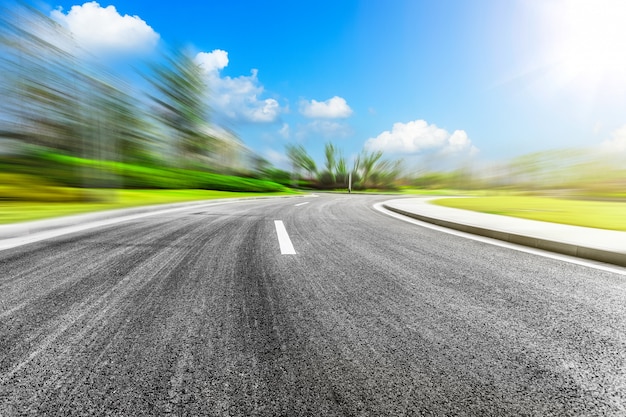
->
<box><xmin>1</xmin><ymin>2</ymin><xmax>624</xmax><ymax>231</ymax></box>
<box><xmin>145</xmin><ymin>47</ymin><xmax>213</xmax><ymax>167</ymax></box>
<box><xmin>433</xmin><ymin>196</ymin><xmax>626</xmax><ymax>231</ymax></box>
<box><xmin>286</xmin><ymin>142</ymin><xmax>403</xmax><ymax>190</ymax></box>
<box><xmin>0</xmin><ymin>189</ymin><xmax>296</xmax><ymax>224</ymax></box>
<box><xmin>0</xmin><ymin>4</ymin><xmax>265</xmax><ymax>179</ymax></box>
<box><xmin>410</xmin><ymin>148</ymin><xmax>626</xmax><ymax>198</ymax></box>
<box><xmin>0</xmin><ymin>151</ymin><xmax>288</xmax><ymax>196</ymax></box>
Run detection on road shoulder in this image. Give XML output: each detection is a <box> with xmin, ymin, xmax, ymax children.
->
<box><xmin>383</xmin><ymin>197</ymin><xmax>626</xmax><ymax>267</ymax></box>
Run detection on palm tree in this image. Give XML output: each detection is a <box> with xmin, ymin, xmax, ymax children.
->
<box><xmin>335</xmin><ymin>153</ymin><xmax>348</xmax><ymax>186</ymax></box>
<box><xmin>321</xmin><ymin>142</ymin><xmax>338</xmax><ymax>184</ymax></box>
<box><xmin>358</xmin><ymin>150</ymin><xmax>383</xmax><ymax>188</ymax></box>
<box><xmin>285</xmin><ymin>144</ymin><xmax>317</xmax><ymax>179</ymax></box>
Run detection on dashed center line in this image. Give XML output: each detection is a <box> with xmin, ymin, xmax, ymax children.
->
<box><xmin>274</xmin><ymin>220</ymin><xmax>296</xmax><ymax>254</ymax></box>
<box><xmin>294</xmin><ymin>202</ymin><xmax>309</xmax><ymax>207</ymax></box>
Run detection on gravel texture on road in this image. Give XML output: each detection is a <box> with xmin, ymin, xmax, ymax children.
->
<box><xmin>1</xmin><ymin>194</ymin><xmax>625</xmax><ymax>416</ymax></box>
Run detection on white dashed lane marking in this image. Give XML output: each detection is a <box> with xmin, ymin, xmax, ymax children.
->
<box><xmin>274</xmin><ymin>220</ymin><xmax>296</xmax><ymax>255</ymax></box>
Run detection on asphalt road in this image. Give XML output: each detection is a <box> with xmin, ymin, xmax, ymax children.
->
<box><xmin>1</xmin><ymin>194</ymin><xmax>626</xmax><ymax>416</ymax></box>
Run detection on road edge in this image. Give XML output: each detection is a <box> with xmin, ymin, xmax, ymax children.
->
<box><xmin>383</xmin><ymin>204</ymin><xmax>626</xmax><ymax>268</ymax></box>
<box><xmin>0</xmin><ymin>195</ymin><xmax>313</xmax><ymax>251</ymax></box>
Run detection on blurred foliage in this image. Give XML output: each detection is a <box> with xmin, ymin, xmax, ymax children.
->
<box><xmin>2</xmin><ymin>3</ymin><xmax>624</xmax><ymax>201</ymax></box>
<box><xmin>285</xmin><ymin>144</ymin><xmax>317</xmax><ymax>179</ymax></box>
<box><xmin>285</xmin><ymin>142</ymin><xmax>403</xmax><ymax>190</ymax></box>
<box><xmin>254</xmin><ymin>167</ymin><xmax>304</xmax><ymax>188</ymax></box>
<box><xmin>0</xmin><ymin>2</ymin><xmax>156</xmax><ymax>170</ymax></box>
<box><xmin>145</xmin><ymin>47</ymin><xmax>213</xmax><ymax>167</ymax></box>
<box><xmin>0</xmin><ymin>172</ymin><xmax>87</xmax><ymax>202</ymax></box>
<box><xmin>0</xmin><ymin>2</ymin><xmax>287</xmax><ymax>197</ymax></box>
<box><xmin>0</xmin><ymin>151</ymin><xmax>288</xmax><ymax>199</ymax></box>
<box><xmin>0</xmin><ymin>189</ymin><xmax>297</xmax><ymax>224</ymax></box>
<box><xmin>410</xmin><ymin>148</ymin><xmax>626</xmax><ymax>198</ymax></box>
<box><xmin>434</xmin><ymin>196</ymin><xmax>626</xmax><ymax>231</ymax></box>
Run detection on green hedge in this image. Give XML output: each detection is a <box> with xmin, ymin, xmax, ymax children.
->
<box><xmin>1</xmin><ymin>151</ymin><xmax>289</xmax><ymax>193</ymax></box>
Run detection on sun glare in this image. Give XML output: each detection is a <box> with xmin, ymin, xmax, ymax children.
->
<box><xmin>540</xmin><ymin>0</ymin><xmax>626</xmax><ymax>94</ymax></box>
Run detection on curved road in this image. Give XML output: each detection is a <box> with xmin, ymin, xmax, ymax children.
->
<box><xmin>1</xmin><ymin>194</ymin><xmax>625</xmax><ymax>416</ymax></box>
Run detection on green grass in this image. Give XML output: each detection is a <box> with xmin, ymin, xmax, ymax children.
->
<box><xmin>1</xmin><ymin>151</ymin><xmax>290</xmax><ymax>192</ymax></box>
<box><xmin>396</xmin><ymin>188</ymin><xmax>482</xmax><ymax>196</ymax></box>
<box><xmin>327</xmin><ymin>188</ymin><xmax>480</xmax><ymax>195</ymax></box>
<box><xmin>0</xmin><ymin>189</ymin><xmax>298</xmax><ymax>224</ymax></box>
<box><xmin>0</xmin><ymin>152</ymin><xmax>298</xmax><ymax>224</ymax></box>
<box><xmin>433</xmin><ymin>196</ymin><xmax>626</xmax><ymax>231</ymax></box>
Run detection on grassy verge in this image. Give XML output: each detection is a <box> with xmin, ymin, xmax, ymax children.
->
<box><xmin>326</xmin><ymin>188</ymin><xmax>480</xmax><ymax>195</ymax></box>
<box><xmin>433</xmin><ymin>196</ymin><xmax>626</xmax><ymax>231</ymax></box>
<box><xmin>0</xmin><ymin>189</ymin><xmax>298</xmax><ymax>224</ymax></box>
<box><xmin>0</xmin><ymin>151</ymin><xmax>298</xmax><ymax>224</ymax></box>
<box><xmin>397</xmin><ymin>188</ymin><xmax>483</xmax><ymax>196</ymax></box>
<box><xmin>1</xmin><ymin>151</ymin><xmax>290</xmax><ymax>192</ymax></box>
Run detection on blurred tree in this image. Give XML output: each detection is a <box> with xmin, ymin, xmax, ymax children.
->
<box><xmin>370</xmin><ymin>158</ymin><xmax>403</xmax><ymax>189</ymax></box>
<box><xmin>91</xmin><ymin>78</ymin><xmax>154</xmax><ymax>164</ymax></box>
<box><xmin>350</xmin><ymin>150</ymin><xmax>403</xmax><ymax>189</ymax></box>
<box><xmin>350</xmin><ymin>154</ymin><xmax>362</xmax><ymax>188</ymax></box>
<box><xmin>284</xmin><ymin>141</ymin><xmax>403</xmax><ymax>190</ymax></box>
<box><xmin>357</xmin><ymin>150</ymin><xmax>383</xmax><ymax>188</ymax></box>
<box><xmin>0</xmin><ymin>2</ymin><xmax>153</xmax><ymax>167</ymax></box>
<box><xmin>335</xmin><ymin>153</ymin><xmax>348</xmax><ymax>186</ymax></box>
<box><xmin>285</xmin><ymin>144</ymin><xmax>317</xmax><ymax>179</ymax></box>
<box><xmin>145</xmin><ymin>47</ymin><xmax>211</xmax><ymax>167</ymax></box>
<box><xmin>0</xmin><ymin>3</ymin><xmax>85</xmax><ymax>154</ymax></box>
<box><xmin>323</xmin><ymin>142</ymin><xmax>337</xmax><ymax>184</ymax></box>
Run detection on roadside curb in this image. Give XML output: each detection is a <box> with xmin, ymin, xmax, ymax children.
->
<box><xmin>383</xmin><ymin>204</ymin><xmax>626</xmax><ymax>268</ymax></box>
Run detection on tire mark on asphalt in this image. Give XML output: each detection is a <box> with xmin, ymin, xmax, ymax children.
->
<box><xmin>2</xmin><ymin>196</ymin><xmax>626</xmax><ymax>415</ymax></box>
<box><xmin>280</xmin><ymin>196</ymin><xmax>626</xmax><ymax>415</ymax></box>
<box><xmin>0</xmin><ymin>215</ymin><xmax>238</xmax><ymax>414</ymax></box>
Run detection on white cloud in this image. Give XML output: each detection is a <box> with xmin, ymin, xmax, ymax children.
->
<box><xmin>195</xmin><ymin>50</ymin><xmax>281</xmax><ymax>123</ymax></box>
<box><xmin>444</xmin><ymin>130</ymin><xmax>479</xmax><ymax>155</ymax></box>
<box><xmin>195</xmin><ymin>49</ymin><xmax>229</xmax><ymax>73</ymax></box>
<box><xmin>600</xmin><ymin>125</ymin><xmax>626</xmax><ymax>153</ymax></box>
<box><xmin>365</xmin><ymin>119</ymin><xmax>477</xmax><ymax>155</ymax></box>
<box><xmin>278</xmin><ymin>123</ymin><xmax>290</xmax><ymax>139</ymax></box>
<box><xmin>300</xmin><ymin>96</ymin><xmax>353</xmax><ymax>119</ymax></box>
<box><xmin>246</xmin><ymin>98</ymin><xmax>280</xmax><ymax>123</ymax></box>
<box><xmin>296</xmin><ymin>120</ymin><xmax>353</xmax><ymax>140</ymax></box>
<box><xmin>51</xmin><ymin>2</ymin><xmax>159</xmax><ymax>56</ymax></box>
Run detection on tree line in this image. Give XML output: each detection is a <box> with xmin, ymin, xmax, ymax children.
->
<box><xmin>0</xmin><ymin>3</ymin><xmax>412</xmax><ymax>192</ymax></box>
<box><xmin>285</xmin><ymin>143</ymin><xmax>403</xmax><ymax>190</ymax></box>
<box><xmin>0</xmin><ymin>3</ymin><xmax>231</xmax><ymax>174</ymax></box>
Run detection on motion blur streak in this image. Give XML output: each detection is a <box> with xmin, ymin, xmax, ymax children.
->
<box><xmin>0</xmin><ymin>2</ymin><xmax>275</xmax><ymax>207</ymax></box>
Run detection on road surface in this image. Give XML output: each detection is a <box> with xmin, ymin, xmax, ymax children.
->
<box><xmin>1</xmin><ymin>194</ymin><xmax>625</xmax><ymax>416</ymax></box>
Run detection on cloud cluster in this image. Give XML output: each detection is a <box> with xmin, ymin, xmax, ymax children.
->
<box><xmin>195</xmin><ymin>50</ymin><xmax>280</xmax><ymax>123</ymax></box>
<box><xmin>365</xmin><ymin>119</ymin><xmax>478</xmax><ymax>155</ymax></box>
<box><xmin>299</xmin><ymin>96</ymin><xmax>353</xmax><ymax>119</ymax></box>
<box><xmin>297</xmin><ymin>120</ymin><xmax>353</xmax><ymax>140</ymax></box>
<box><xmin>51</xmin><ymin>2</ymin><xmax>159</xmax><ymax>56</ymax></box>
<box><xmin>600</xmin><ymin>125</ymin><xmax>626</xmax><ymax>153</ymax></box>
<box><xmin>195</xmin><ymin>50</ymin><xmax>228</xmax><ymax>73</ymax></box>
<box><xmin>285</xmin><ymin>96</ymin><xmax>353</xmax><ymax>140</ymax></box>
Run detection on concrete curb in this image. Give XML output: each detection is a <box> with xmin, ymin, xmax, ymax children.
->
<box><xmin>383</xmin><ymin>204</ymin><xmax>626</xmax><ymax>268</ymax></box>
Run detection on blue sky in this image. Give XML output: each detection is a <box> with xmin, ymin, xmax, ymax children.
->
<box><xmin>18</xmin><ymin>0</ymin><xmax>626</xmax><ymax>169</ymax></box>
